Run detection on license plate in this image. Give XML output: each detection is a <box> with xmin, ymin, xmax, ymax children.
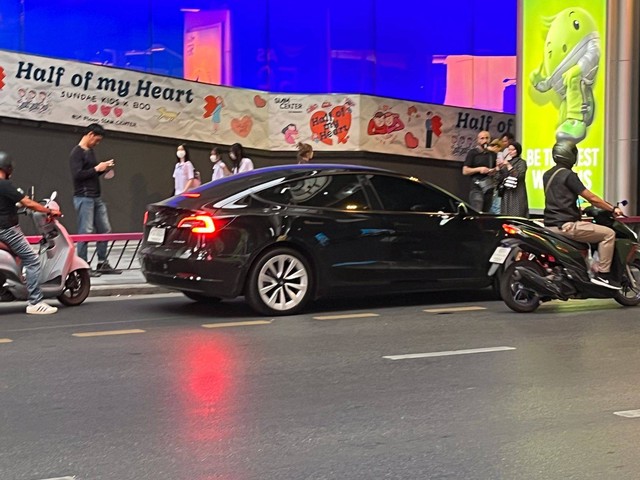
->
<box><xmin>147</xmin><ymin>227</ymin><xmax>166</xmax><ymax>244</ymax></box>
<box><xmin>489</xmin><ymin>246</ymin><xmax>511</xmax><ymax>264</ymax></box>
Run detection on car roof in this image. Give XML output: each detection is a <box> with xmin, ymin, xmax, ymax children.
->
<box><xmin>157</xmin><ymin>163</ymin><xmax>398</xmax><ymax>209</ymax></box>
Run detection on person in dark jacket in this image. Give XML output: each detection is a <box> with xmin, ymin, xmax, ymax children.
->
<box><xmin>69</xmin><ymin>123</ymin><xmax>120</xmax><ymax>275</ymax></box>
<box><xmin>496</xmin><ymin>141</ymin><xmax>529</xmax><ymax>218</ymax></box>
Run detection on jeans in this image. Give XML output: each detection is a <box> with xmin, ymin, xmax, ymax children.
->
<box><xmin>469</xmin><ymin>185</ymin><xmax>494</xmax><ymax>213</ymax></box>
<box><xmin>0</xmin><ymin>225</ymin><xmax>43</xmax><ymax>304</ymax></box>
<box><xmin>73</xmin><ymin>196</ymin><xmax>112</xmax><ymax>263</ymax></box>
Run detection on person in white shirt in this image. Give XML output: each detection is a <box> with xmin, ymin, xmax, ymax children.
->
<box><xmin>210</xmin><ymin>146</ymin><xmax>229</xmax><ymax>181</ymax></box>
<box><xmin>228</xmin><ymin>143</ymin><xmax>254</xmax><ymax>175</ymax></box>
<box><xmin>173</xmin><ymin>144</ymin><xmax>195</xmax><ymax>195</ymax></box>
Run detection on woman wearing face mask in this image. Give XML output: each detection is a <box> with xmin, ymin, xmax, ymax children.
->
<box><xmin>210</xmin><ymin>146</ymin><xmax>230</xmax><ymax>181</ymax></box>
<box><xmin>173</xmin><ymin>144</ymin><xmax>196</xmax><ymax>195</ymax></box>
<box><xmin>228</xmin><ymin>143</ymin><xmax>254</xmax><ymax>175</ymax></box>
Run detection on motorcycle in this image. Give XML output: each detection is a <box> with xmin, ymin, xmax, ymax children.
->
<box><xmin>488</xmin><ymin>204</ymin><xmax>640</xmax><ymax>313</ymax></box>
<box><xmin>0</xmin><ymin>192</ymin><xmax>91</xmax><ymax>306</ymax></box>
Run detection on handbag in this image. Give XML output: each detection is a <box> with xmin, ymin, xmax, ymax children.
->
<box><xmin>502</xmin><ymin>175</ymin><xmax>518</xmax><ymax>190</ymax></box>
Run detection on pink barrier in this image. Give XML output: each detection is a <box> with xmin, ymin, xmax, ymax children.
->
<box><xmin>26</xmin><ymin>232</ymin><xmax>143</xmax><ymax>244</ymax></box>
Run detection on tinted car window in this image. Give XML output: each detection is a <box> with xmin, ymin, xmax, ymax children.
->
<box><xmin>257</xmin><ymin>174</ymin><xmax>370</xmax><ymax>210</ymax></box>
<box><xmin>369</xmin><ymin>175</ymin><xmax>456</xmax><ymax>213</ymax></box>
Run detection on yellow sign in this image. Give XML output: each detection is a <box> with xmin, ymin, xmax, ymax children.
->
<box><xmin>520</xmin><ymin>2</ymin><xmax>607</xmax><ymax>209</ymax></box>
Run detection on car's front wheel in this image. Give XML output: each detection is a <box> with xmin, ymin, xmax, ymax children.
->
<box><xmin>246</xmin><ymin>247</ymin><xmax>312</xmax><ymax>316</ymax></box>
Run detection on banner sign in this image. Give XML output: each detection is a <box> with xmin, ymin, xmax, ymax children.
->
<box><xmin>520</xmin><ymin>1</ymin><xmax>607</xmax><ymax>209</ymax></box>
<box><xmin>0</xmin><ymin>50</ymin><xmax>514</xmax><ymax>162</ymax></box>
<box><xmin>360</xmin><ymin>95</ymin><xmax>515</xmax><ymax>162</ymax></box>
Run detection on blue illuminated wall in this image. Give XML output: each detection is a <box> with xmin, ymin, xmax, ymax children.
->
<box><xmin>0</xmin><ymin>0</ymin><xmax>517</xmax><ymax>112</ymax></box>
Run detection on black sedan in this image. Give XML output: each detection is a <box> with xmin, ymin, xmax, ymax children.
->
<box><xmin>140</xmin><ymin>164</ymin><xmax>526</xmax><ymax>315</ymax></box>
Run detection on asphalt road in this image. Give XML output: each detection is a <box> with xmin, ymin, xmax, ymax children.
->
<box><xmin>1</xmin><ymin>291</ymin><xmax>640</xmax><ymax>480</ymax></box>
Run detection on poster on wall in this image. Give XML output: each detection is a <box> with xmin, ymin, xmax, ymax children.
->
<box><xmin>360</xmin><ymin>96</ymin><xmax>515</xmax><ymax>162</ymax></box>
<box><xmin>0</xmin><ymin>50</ymin><xmax>269</xmax><ymax>149</ymax></box>
<box><xmin>268</xmin><ymin>94</ymin><xmax>360</xmax><ymax>152</ymax></box>
<box><xmin>520</xmin><ymin>1</ymin><xmax>606</xmax><ymax>209</ymax></box>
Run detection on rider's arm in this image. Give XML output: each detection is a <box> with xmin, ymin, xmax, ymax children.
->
<box><xmin>580</xmin><ymin>189</ymin><xmax>623</xmax><ymax>216</ymax></box>
<box><xmin>19</xmin><ymin>196</ymin><xmax>61</xmax><ymax>216</ymax></box>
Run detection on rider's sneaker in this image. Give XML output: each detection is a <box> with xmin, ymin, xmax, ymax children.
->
<box><xmin>590</xmin><ymin>272</ymin><xmax>621</xmax><ymax>290</ymax></box>
<box><xmin>96</xmin><ymin>261</ymin><xmax>122</xmax><ymax>275</ymax></box>
<box><xmin>26</xmin><ymin>301</ymin><xmax>58</xmax><ymax>315</ymax></box>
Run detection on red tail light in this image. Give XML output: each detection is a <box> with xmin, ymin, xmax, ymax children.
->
<box><xmin>177</xmin><ymin>215</ymin><xmax>216</xmax><ymax>234</ymax></box>
<box><xmin>143</xmin><ymin>210</ymin><xmax>149</xmax><ymax>225</ymax></box>
<box><xmin>502</xmin><ymin>224</ymin><xmax>522</xmax><ymax>235</ymax></box>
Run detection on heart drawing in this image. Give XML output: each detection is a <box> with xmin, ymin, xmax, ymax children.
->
<box><xmin>310</xmin><ymin>105</ymin><xmax>352</xmax><ymax>146</ymax></box>
<box><xmin>87</xmin><ymin>104</ymin><xmax>98</xmax><ymax>114</ymax></box>
<box><xmin>100</xmin><ymin>105</ymin><xmax>111</xmax><ymax>116</ymax></box>
<box><xmin>114</xmin><ymin>107</ymin><xmax>123</xmax><ymax>117</ymax></box>
<box><xmin>404</xmin><ymin>132</ymin><xmax>419</xmax><ymax>149</ymax></box>
<box><xmin>231</xmin><ymin>116</ymin><xmax>253</xmax><ymax>137</ymax></box>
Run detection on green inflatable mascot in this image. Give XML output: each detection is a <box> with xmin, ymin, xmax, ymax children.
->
<box><xmin>529</xmin><ymin>7</ymin><xmax>600</xmax><ymax>143</ymax></box>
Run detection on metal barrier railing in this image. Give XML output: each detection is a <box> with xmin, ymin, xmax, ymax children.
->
<box><xmin>26</xmin><ymin>233</ymin><xmax>144</xmax><ymax>271</ymax></box>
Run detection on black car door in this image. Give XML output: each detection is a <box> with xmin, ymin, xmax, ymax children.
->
<box><xmin>256</xmin><ymin>174</ymin><xmax>393</xmax><ymax>292</ymax></box>
<box><xmin>366</xmin><ymin>174</ymin><xmax>491</xmax><ymax>288</ymax></box>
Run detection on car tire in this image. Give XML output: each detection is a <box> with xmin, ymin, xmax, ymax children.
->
<box><xmin>499</xmin><ymin>260</ymin><xmax>543</xmax><ymax>313</ymax></box>
<box><xmin>182</xmin><ymin>291</ymin><xmax>222</xmax><ymax>303</ymax></box>
<box><xmin>246</xmin><ymin>247</ymin><xmax>312</xmax><ymax>316</ymax></box>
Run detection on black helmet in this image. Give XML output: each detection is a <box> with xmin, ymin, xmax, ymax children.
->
<box><xmin>0</xmin><ymin>151</ymin><xmax>14</xmax><ymax>178</ymax></box>
<box><xmin>552</xmin><ymin>140</ymin><xmax>578</xmax><ymax>168</ymax></box>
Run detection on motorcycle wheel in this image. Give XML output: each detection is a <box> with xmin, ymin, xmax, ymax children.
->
<box><xmin>614</xmin><ymin>260</ymin><xmax>640</xmax><ymax>307</ymax></box>
<box><xmin>57</xmin><ymin>269</ymin><xmax>91</xmax><ymax>306</ymax></box>
<box><xmin>499</xmin><ymin>260</ymin><xmax>544</xmax><ymax>313</ymax></box>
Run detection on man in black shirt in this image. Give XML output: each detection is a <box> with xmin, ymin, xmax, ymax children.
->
<box><xmin>462</xmin><ymin>130</ymin><xmax>497</xmax><ymax>212</ymax></box>
<box><xmin>0</xmin><ymin>152</ymin><xmax>61</xmax><ymax>314</ymax></box>
<box><xmin>69</xmin><ymin>123</ymin><xmax>121</xmax><ymax>275</ymax></box>
<box><xmin>543</xmin><ymin>140</ymin><xmax>623</xmax><ymax>289</ymax></box>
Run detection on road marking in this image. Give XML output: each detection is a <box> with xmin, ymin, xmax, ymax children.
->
<box><xmin>0</xmin><ymin>338</ymin><xmax>13</xmax><ymax>344</ymax></box>
<box><xmin>3</xmin><ymin>316</ymin><xmax>186</xmax><ymax>333</ymax></box>
<box><xmin>424</xmin><ymin>306</ymin><xmax>487</xmax><ymax>314</ymax></box>
<box><xmin>383</xmin><ymin>346</ymin><xmax>516</xmax><ymax>360</ymax></box>
<box><xmin>36</xmin><ymin>477</ymin><xmax>76</xmax><ymax>480</ymax></box>
<box><xmin>72</xmin><ymin>329</ymin><xmax>146</xmax><ymax>338</ymax></box>
<box><xmin>614</xmin><ymin>409</ymin><xmax>640</xmax><ymax>418</ymax></box>
<box><xmin>202</xmin><ymin>320</ymin><xmax>272</xmax><ymax>328</ymax></box>
<box><xmin>313</xmin><ymin>313</ymin><xmax>379</xmax><ymax>320</ymax></box>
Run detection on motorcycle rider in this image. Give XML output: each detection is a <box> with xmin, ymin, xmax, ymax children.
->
<box><xmin>0</xmin><ymin>152</ymin><xmax>61</xmax><ymax>314</ymax></box>
<box><xmin>543</xmin><ymin>140</ymin><xmax>624</xmax><ymax>289</ymax></box>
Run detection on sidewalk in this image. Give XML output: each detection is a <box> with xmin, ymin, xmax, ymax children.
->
<box><xmin>81</xmin><ymin>240</ymin><xmax>171</xmax><ymax>297</ymax></box>
<box><xmin>89</xmin><ymin>268</ymin><xmax>171</xmax><ymax>297</ymax></box>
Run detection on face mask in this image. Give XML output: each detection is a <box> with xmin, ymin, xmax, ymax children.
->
<box><xmin>210</xmin><ymin>155</ymin><xmax>217</xmax><ymax>163</ymax></box>
<box><xmin>177</xmin><ymin>150</ymin><xmax>186</xmax><ymax>159</ymax></box>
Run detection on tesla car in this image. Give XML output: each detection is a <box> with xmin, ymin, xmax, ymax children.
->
<box><xmin>140</xmin><ymin>164</ymin><xmax>527</xmax><ymax>315</ymax></box>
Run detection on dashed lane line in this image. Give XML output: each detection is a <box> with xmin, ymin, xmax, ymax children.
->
<box><xmin>0</xmin><ymin>338</ymin><xmax>13</xmax><ymax>344</ymax></box>
<box><xmin>202</xmin><ymin>320</ymin><xmax>272</xmax><ymax>328</ymax></box>
<box><xmin>614</xmin><ymin>409</ymin><xmax>640</xmax><ymax>418</ymax></box>
<box><xmin>313</xmin><ymin>313</ymin><xmax>380</xmax><ymax>320</ymax></box>
<box><xmin>383</xmin><ymin>346</ymin><xmax>516</xmax><ymax>360</ymax></box>
<box><xmin>72</xmin><ymin>329</ymin><xmax>146</xmax><ymax>338</ymax></box>
<box><xmin>424</xmin><ymin>306</ymin><xmax>487</xmax><ymax>314</ymax></box>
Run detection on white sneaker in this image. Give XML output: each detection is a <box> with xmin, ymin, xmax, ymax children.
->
<box><xmin>26</xmin><ymin>302</ymin><xmax>58</xmax><ymax>315</ymax></box>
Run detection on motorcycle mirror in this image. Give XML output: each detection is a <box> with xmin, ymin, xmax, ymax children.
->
<box><xmin>50</xmin><ymin>191</ymin><xmax>57</xmax><ymax>202</ymax></box>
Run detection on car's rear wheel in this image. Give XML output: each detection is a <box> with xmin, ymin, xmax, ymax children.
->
<box><xmin>246</xmin><ymin>247</ymin><xmax>312</xmax><ymax>316</ymax></box>
<box><xmin>499</xmin><ymin>260</ymin><xmax>544</xmax><ymax>313</ymax></box>
<box><xmin>182</xmin><ymin>291</ymin><xmax>222</xmax><ymax>303</ymax></box>
<box><xmin>614</xmin><ymin>260</ymin><xmax>640</xmax><ymax>307</ymax></box>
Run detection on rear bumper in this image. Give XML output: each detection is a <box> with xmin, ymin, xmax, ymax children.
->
<box><xmin>140</xmin><ymin>252</ymin><xmax>246</xmax><ymax>298</ymax></box>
